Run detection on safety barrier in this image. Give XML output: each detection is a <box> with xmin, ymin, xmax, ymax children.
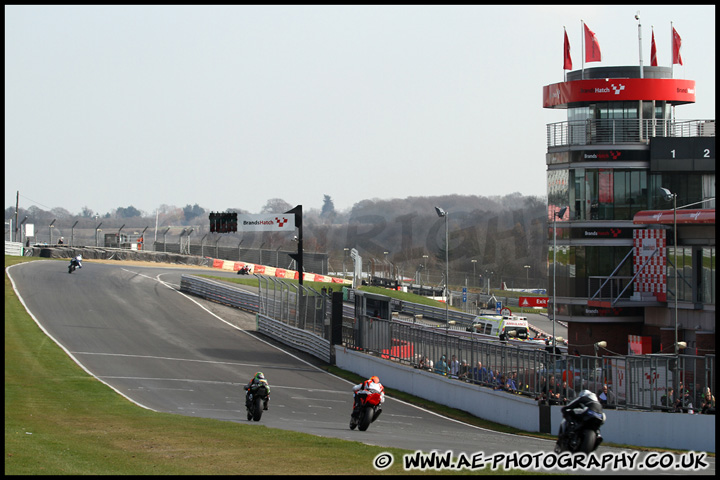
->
<box><xmin>5</xmin><ymin>241</ymin><xmax>24</xmax><ymax>256</ymax></box>
<box><xmin>180</xmin><ymin>275</ymin><xmax>260</xmax><ymax>313</ymax></box>
<box><xmin>258</xmin><ymin>314</ymin><xmax>331</xmax><ymax>363</ymax></box>
<box><xmin>180</xmin><ymin>275</ymin><xmax>331</xmax><ymax>363</ymax></box>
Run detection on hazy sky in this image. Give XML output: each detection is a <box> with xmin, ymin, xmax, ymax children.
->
<box><xmin>5</xmin><ymin>5</ymin><xmax>716</xmax><ymax>216</ymax></box>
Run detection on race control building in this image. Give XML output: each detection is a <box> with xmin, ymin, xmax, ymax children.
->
<box><xmin>543</xmin><ymin>65</ymin><xmax>715</xmax><ymax>356</ymax></box>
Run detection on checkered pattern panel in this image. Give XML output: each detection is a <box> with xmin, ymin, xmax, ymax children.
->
<box><xmin>633</xmin><ymin>229</ymin><xmax>667</xmax><ymax>295</ymax></box>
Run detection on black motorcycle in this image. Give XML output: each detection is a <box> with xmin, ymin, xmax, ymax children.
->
<box><xmin>554</xmin><ymin>403</ymin><xmax>606</xmax><ymax>454</ymax></box>
<box><xmin>245</xmin><ymin>384</ymin><xmax>269</xmax><ymax>422</ymax></box>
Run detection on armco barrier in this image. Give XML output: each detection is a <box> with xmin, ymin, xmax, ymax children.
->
<box><xmin>334</xmin><ymin>347</ymin><xmax>715</xmax><ymax>453</ymax></box>
<box><xmin>180</xmin><ymin>275</ymin><xmax>260</xmax><ymax>313</ymax></box>
<box><xmin>258</xmin><ymin>314</ymin><xmax>330</xmax><ymax>363</ymax></box>
<box><xmin>180</xmin><ymin>275</ymin><xmax>330</xmax><ymax>362</ymax></box>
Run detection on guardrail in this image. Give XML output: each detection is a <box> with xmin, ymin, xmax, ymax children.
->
<box><xmin>180</xmin><ymin>275</ymin><xmax>260</xmax><ymax>313</ymax></box>
<box><xmin>5</xmin><ymin>241</ymin><xmax>24</xmax><ymax>256</ymax></box>
<box><xmin>180</xmin><ymin>274</ymin><xmax>332</xmax><ymax>363</ymax></box>
<box><xmin>258</xmin><ymin>314</ymin><xmax>330</xmax><ymax>363</ymax></box>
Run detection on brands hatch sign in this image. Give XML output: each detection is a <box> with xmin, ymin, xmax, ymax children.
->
<box><xmin>237</xmin><ymin>214</ymin><xmax>295</xmax><ymax>231</ymax></box>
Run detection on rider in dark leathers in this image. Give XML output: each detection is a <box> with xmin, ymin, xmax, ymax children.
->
<box><xmin>555</xmin><ymin>389</ymin><xmax>605</xmax><ymax>453</ymax></box>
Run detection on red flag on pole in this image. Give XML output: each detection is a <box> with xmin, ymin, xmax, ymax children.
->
<box><xmin>563</xmin><ymin>29</ymin><xmax>572</xmax><ymax>70</ymax></box>
<box><xmin>650</xmin><ymin>29</ymin><xmax>658</xmax><ymax>66</ymax></box>
<box><xmin>672</xmin><ymin>26</ymin><xmax>683</xmax><ymax>65</ymax></box>
<box><xmin>584</xmin><ymin>23</ymin><xmax>602</xmax><ymax>62</ymax></box>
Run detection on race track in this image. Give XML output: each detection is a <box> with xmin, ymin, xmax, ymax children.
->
<box><xmin>7</xmin><ymin>260</ymin><xmax>714</xmax><ymax>475</ymax></box>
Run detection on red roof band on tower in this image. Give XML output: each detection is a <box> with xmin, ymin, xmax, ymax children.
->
<box><xmin>543</xmin><ymin>78</ymin><xmax>695</xmax><ymax>109</ymax></box>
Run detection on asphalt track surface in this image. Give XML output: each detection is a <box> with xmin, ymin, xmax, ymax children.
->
<box><xmin>8</xmin><ymin>260</ymin><xmax>714</xmax><ymax>475</ymax></box>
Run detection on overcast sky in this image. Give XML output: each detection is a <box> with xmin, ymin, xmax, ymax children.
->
<box><xmin>5</xmin><ymin>5</ymin><xmax>716</xmax><ymax>216</ymax></box>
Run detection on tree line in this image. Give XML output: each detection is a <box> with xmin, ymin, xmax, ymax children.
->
<box><xmin>5</xmin><ymin>192</ymin><xmax>549</xmax><ymax>289</ymax></box>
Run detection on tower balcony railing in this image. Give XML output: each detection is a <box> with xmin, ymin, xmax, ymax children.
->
<box><xmin>547</xmin><ymin>119</ymin><xmax>715</xmax><ymax>148</ymax></box>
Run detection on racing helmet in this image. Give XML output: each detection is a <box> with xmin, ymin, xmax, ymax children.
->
<box><xmin>370</xmin><ymin>376</ymin><xmax>380</xmax><ymax>384</ymax></box>
<box><xmin>255</xmin><ymin>372</ymin><xmax>265</xmax><ymax>380</ymax></box>
<box><xmin>579</xmin><ymin>389</ymin><xmax>598</xmax><ymax>401</ymax></box>
<box><xmin>77</xmin><ymin>255</ymin><xmax>82</xmax><ymax>261</ymax></box>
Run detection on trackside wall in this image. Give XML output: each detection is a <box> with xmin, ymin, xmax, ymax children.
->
<box><xmin>334</xmin><ymin>347</ymin><xmax>715</xmax><ymax>453</ymax></box>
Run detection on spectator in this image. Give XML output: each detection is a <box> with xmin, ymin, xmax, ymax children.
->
<box><xmin>486</xmin><ymin>368</ymin><xmax>497</xmax><ymax>387</ymax></box>
<box><xmin>597</xmin><ymin>384</ymin><xmax>611</xmax><ymax>406</ymax></box>
<box><xmin>472</xmin><ymin>361</ymin><xmax>488</xmax><ymax>385</ymax></box>
<box><xmin>458</xmin><ymin>359</ymin><xmax>470</xmax><ymax>381</ymax></box>
<box><xmin>661</xmin><ymin>387</ymin><xmax>677</xmax><ymax>412</ymax></box>
<box><xmin>417</xmin><ymin>355</ymin><xmax>427</xmax><ymax>370</ymax></box>
<box><xmin>434</xmin><ymin>355</ymin><xmax>448</xmax><ymax>376</ymax></box>
<box><xmin>57</xmin><ymin>237</ymin><xmax>64</xmax><ymax>245</ymax></box>
<box><xmin>448</xmin><ymin>354</ymin><xmax>460</xmax><ymax>378</ymax></box>
<box><xmin>561</xmin><ymin>380</ymin><xmax>576</xmax><ymax>404</ymax></box>
<box><xmin>536</xmin><ymin>375</ymin><xmax>548</xmax><ymax>404</ymax></box>
<box><xmin>494</xmin><ymin>374</ymin><xmax>507</xmax><ymax>391</ymax></box>
<box><xmin>546</xmin><ymin>376</ymin><xmax>562</xmax><ymax>405</ymax></box>
<box><xmin>505</xmin><ymin>373</ymin><xmax>518</xmax><ymax>393</ymax></box>
<box><xmin>700</xmin><ymin>388</ymin><xmax>715</xmax><ymax>415</ymax></box>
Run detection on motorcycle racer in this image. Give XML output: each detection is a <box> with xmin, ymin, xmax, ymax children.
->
<box><xmin>555</xmin><ymin>389</ymin><xmax>605</xmax><ymax>453</ymax></box>
<box><xmin>351</xmin><ymin>375</ymin><xmax>385</xmax><ymax>420</ymax></box>
<box><xmin>244</xmin><ymin>372</ymin><xmax>270</xmax><ymax>410</ymax></box>
<box><xmin>70</xmin><ymin>255</ymin><xmax>83</xmax><ymax>269</ymax></box>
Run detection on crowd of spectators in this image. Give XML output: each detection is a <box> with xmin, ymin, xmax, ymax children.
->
<box><xmin>661</xmin><ymin>383</ymin><xmax>715</xmax><ymax>414</ymax></box>
<box><xmin>413</xmin><ymin>352</ymin><xmax>713</xmax><ymax>414</ymax></box>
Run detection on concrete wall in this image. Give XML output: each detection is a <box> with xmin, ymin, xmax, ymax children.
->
<box><xmin>335</xmin><ymin>347</ymin><xmax>715</xmax><ymax>453</ymax></box>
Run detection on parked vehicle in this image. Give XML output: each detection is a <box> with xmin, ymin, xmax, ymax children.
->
<box><xmin>466</xmin><ymin>314</ymin><xmax>530</xmax><ymax>340</ymax></box>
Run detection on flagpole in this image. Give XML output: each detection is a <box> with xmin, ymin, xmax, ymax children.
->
<box><xmin>563</xmin><ymin>26</ymin><xmax>568</xmax><ymax>82</ymax></box>
<box><xmin>636</xmin><ymin>11</ymin><xmax>644</xmax><ymax>142</ymax></box>
<box><xmin>670</xmin><ymin>21</ymin><xmax>674</xmax><ymax>78</ymax></box>
<box><xmin>636</xmin><ymin>11</ymin><xmax>643</xmax><ymax>78</ymax></box>
<box><xmin>581</xmin><ymin>20</ymin><xmax>585</xmax><ymax>79</ymax></box>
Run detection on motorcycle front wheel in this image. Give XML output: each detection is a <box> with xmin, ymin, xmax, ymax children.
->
<box><xmin>252</xmin><ymin>396</ymin><xmax>263</xmax><ymax>421</ymax></box>
<box><xmin>358</xmin><ymin>406</ymin><xmax>373</xmax><ymax>431</ymax></box>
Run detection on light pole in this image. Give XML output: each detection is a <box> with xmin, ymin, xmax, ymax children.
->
<box><xmin>524</xmin><ymin>265</ymin><xmax>531</xmax><ymax>290</ymax></box>
<box><xmin>19</xmin><ymin>216</ymin><xmax>28</xmax><ymax>246</ymax></box>
<box><xmin>95</xmin><ymin>217</ymin><xmax>102</xmax><ymax>247</ymax></box>
<box><xmin>49</xmin><ymin>219</ymin><xmax>56</xmax><ymax>244</ymax></box>
<box><xmin>471</xmin><ymin>259</ymin><xmax>477</xmax><ymax>288</ymax></box>
<box><xmin>660</xmin><ymin>187</ymin><xmax>679</xmax><ymax>354</ymax></box>
<box><xmin>435</xmin><ymin>207</ymin><xmax>450</xmax><ymax>335</ymax></box>
<box><xmin>185</xmin><ymin>228</ymin><xmax>194</xmax><ymax>255</ymax></box>
<box><xmin>552</xmin><ymin>206</ymin><xmax>568</xmax><ymax>352</ymax></box>
<box><xmin>422</xmin><ymin>255</ymin><xmax>429</xmax><ymax>284</ymax></box>
<box><xmin>70</xmin><ymin>220</ymin><xmax>79</xmax><ymax>246</ymax></box>
<box><xmin>343</xmin><ymin>247</ymin><xmax>349</xmax><ymax>279</ymax></box>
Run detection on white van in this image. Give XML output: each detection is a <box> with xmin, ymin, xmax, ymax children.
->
<box><xmin>465</xmin><ymin>314</ymin><xmax>530</xmax><ymax>340</ymax></box>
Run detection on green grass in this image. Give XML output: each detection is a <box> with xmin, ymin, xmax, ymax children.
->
<box><xmin>7</xmin><ymin>256</ymin><xmax>542</xmax><ymax>475</ymax></box>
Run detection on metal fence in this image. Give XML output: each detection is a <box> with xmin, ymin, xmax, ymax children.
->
<box><xmin>342</xmin><ymin>312</ymin><xmax>716</xmax><ymax>413</ymax></box>
<box><xmin>256</xmin><ymin>276</ymin><xmax>334</xmax><ymax>338</ymax></box>
<box><xmin>546</xmin><ymin>119</ymin><xmax>715</xmax><ymax>147</ymax></box>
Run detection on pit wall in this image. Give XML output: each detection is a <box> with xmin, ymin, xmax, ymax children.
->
<box><xmin>334</xmin><ymin>347</ymin><xmax>715</xmax><ymax>453</ymax></box>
